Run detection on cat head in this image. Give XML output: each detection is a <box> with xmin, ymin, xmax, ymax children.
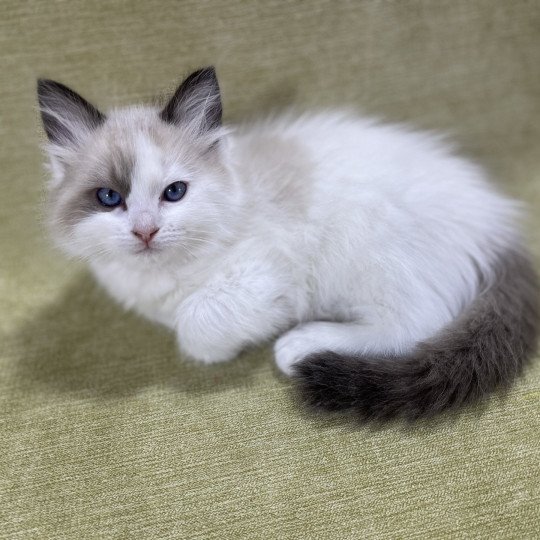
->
<box><xmin>38</xmin><ymin>67</ymin><xmax>239</xmax><ymax>265</ymax></box>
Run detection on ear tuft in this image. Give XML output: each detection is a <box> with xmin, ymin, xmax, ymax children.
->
<box><xmin>160</xmin><ymin>67</ymin><xmax>222</xmax><ymax>134</ymax></box>
<box><xmin>37</xmin><ymin>79</ymin><xmax>105</xmax><ymax>146</ymax></box>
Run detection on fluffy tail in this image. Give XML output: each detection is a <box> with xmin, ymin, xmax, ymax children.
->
<box><xmin>293</xmin><ymin>249</ymin><xmax>540</xmax><ymax>420</ymax></box>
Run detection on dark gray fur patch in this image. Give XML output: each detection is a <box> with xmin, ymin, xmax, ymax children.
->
<box><xmin>106</xmin><ymin>148</ymin><xmax>135</xmax><ymax>197</ymax></box>
<box><xmin>37</xmin><ymin>79</ymin><xmax>105</xmax><ymax>145</ymax></box>
<box><xmin>160</xmin><ymin>67</ymin><xmax>222</xmax><ymax>133</ymax></box>
<box><xmin>293</xmin><ymin>248</ymin><xmax>540</xmax><ymax>421</ymax></box>
<box><xmin>54</xmin><ymin>146</ymin><xmax>135</xmax><ymax>230</ymax></box>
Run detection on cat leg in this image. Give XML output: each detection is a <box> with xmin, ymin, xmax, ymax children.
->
<box><xmin>175</xmin><ymin>263</ymin><xmax>296</xmax><ymax>364</ymax></box>
<box><xmin>274</xmin><ymin>320</ymin><xmax>415</xmax><ymax>376</ymax></box>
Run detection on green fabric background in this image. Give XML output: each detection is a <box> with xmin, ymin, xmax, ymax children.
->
<box><xmin>1</xmin><ymin>1</ymin><xmax>539</xmax><ymax>538</ymax></box>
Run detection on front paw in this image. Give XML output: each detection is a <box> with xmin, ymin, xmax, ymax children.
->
<box><xmin>178</xmin><ymin>337</ymin><xmax>238</xmax><ymax>365</ymax></box>
<box><xmin>175</xmin><ymin>297</ymin><xmax>242</xmax><ymax>365</ymax></box>
<box><xmin>176</xmin><ymin>321</ymin><xmax>241</xmax><ymax>364</ymax></box>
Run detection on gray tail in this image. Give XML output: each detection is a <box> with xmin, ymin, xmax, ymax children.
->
<box><xmin>293</xmin><ymin>249</ymin><xmax>540</xmax><ymax>421</ymax></box>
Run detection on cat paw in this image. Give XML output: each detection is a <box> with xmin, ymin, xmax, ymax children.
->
<box><xmin>176</xmin><ymin>294</ymin><xmax>242</xmax><ymax>364</ymax></box>
<box><xmin>178</xmin><ymin>340</ymin><xmax>237</xmax><ymax>365</ymax></box>
<box><xmin>176</xmin><ymin>316</ymin><xmax>240</xmax><ymax>365</ymax></box>
<box><xmin>274</xmin><ymin>325</ymin><xmax>325</xmax><ymax>376</ymax></box>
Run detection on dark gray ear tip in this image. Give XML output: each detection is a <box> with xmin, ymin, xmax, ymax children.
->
<box><xmin>37</xmin><ymin>78</ymin><xmax>55</xmax><ymax>100</ymax></box>
<box><xmin>36</xmin><ymin>79</ymin><xmax>76</xmax><ymax>106</ymax></box>
<box><xmin>37</xmin><ymin>78</ymin><xmax>63</xmax><ymax>93</ymax></box>
<box><xmin>189</xmin><ymin>66</ymin><xmax>219</xmax><ymax>84</ymax></box>
<box><xmin>197</xmin><ymin>66</ymin><xmax>216</xmax><ymax>75</ymax></box>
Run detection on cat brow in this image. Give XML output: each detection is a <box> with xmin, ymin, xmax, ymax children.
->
<box><xmin>89</xmin><ymin>149</ymin><xmax>135</xmax><ymax>196</ymax></box>
<box><xmin>109</xmin><ymin>153</ymin><xmax>134</xmax><ymax>195</ymax></box>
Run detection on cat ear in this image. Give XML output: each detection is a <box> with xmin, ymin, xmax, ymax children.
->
<box><xmin>160</xmin><ymin>67</ymin><xmax>222</xmax><ymax>134</ymax></box>
<box><xmin>37</xmin><ymin>79</ymin><xmax>105</xmax><ymax>147</ymax></box>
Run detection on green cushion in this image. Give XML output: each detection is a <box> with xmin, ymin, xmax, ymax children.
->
<box><xmin>1</xmin><ymin>1</ymin><xmax>539</xmax><ymax>537</ymax></box>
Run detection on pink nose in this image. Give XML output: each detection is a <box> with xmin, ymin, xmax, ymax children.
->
<box><xmin>132</xmin><ymin>227</ymin><xmax>159</xmax><ymax>244</ymax></box>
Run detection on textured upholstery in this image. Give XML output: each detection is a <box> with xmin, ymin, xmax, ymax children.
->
<box><xmin>1</xmin><ymin>1</ymin><xmax>539</xmax><ymax>537</ymax></box>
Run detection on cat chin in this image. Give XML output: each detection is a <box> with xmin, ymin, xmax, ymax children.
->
<box><xmin>133</xmin><ymin>246</ymin><xmax>160</xmax><ymax>255</ymax></box>
<box><xmin>126</xmin><ymin>249</ymin><xmax>168</xmax><ymax>264</ymax></box>
<box><xmin>128</xmin><ymin>244</ymin><xmax>190</xmax><ymax>263</ymax></box>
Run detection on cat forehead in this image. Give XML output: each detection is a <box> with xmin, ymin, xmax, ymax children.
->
<box><xmin>81</xmin><ymin>107</ymin><xmax>195</xmax><ymax>192</ymax></box>
<box><xmin>100</xmin><ymin>106</ymin><xmax>183</xmax><ymax>153</ymax></box>
<box><xmin>87</xmin><ymin>105</ymin><xmax>219</xmax><ymax>167</ymax></box>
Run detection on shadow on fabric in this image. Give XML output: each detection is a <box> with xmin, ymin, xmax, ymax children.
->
<box><xmin>12</xmin><ymin>272</ymin><xmax>270</xmax><ymax>398</ymax></box>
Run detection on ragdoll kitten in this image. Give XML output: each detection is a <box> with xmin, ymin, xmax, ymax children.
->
<box><xmin>37</xmin><ymin>67</ymin><xmax>539</xmax><ymax>420</ymax></box>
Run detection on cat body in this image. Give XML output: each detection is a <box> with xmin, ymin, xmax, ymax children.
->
<box><xmin>38</xmin><ymin>68</ymin><xmax>539</xmax><ymax>420</ymax></box>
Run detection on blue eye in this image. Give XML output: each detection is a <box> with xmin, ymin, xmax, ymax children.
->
<box><xmin>96</xmin><ymin>188</ymin><xmax>122</xmax><ymax>207</ymax></box>
<box><xmin>163</xmin><ymin>181</ymin><xmax>187</xmax><ymax>202</ymax></box>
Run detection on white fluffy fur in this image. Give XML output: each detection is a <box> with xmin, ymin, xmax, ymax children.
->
<box><xmin>45</xmin><ymin>109</ymin><xmax>521</xmax><ymax>374</ymax></box>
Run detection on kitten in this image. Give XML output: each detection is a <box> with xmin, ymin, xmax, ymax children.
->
<box><xmin>37</xmin><ymin>67</ymin><xmax>539</xmax><ymax>420</ymax></box>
